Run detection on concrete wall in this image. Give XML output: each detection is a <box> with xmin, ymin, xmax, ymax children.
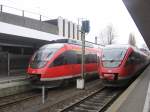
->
<box><xmin>45</xmin><ymin>19</ymin><xmax>58</xmax><ymax>26</ymax></box>
<box><xmin>0</xmin><ymin>12</ymin><xmax>81</xmax><ymax>41</ymax></box>
<box><xmin>0</xmin><ymin>12</ymin><xmax>58</xmax><ymax>34</ymax></box>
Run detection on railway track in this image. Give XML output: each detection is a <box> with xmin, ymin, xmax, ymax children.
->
<box><xmin>58</xmin><ymin>87</ymin><xmax>123</xmax><ymax>112</ymax></box>
<box><xmin>0</xmin><ymin>90</ymin><xmax>41</xmax><ymax>108</ymax></box>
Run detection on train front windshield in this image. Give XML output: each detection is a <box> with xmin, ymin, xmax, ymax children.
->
<box><xmin>102</xmin><ymin>48</ymin><xmax>127</xmax><ymax>68</ymax></box>
<box><xmin>30</xmin><ymin>44</ymin><xmax>63</xmax><ymax>68</ymax></box>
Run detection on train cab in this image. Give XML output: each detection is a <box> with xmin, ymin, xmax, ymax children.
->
<box><xmin>98</xmin><ymin>45</ymin><xmax>149</xmax><ymax>87</ymax></box>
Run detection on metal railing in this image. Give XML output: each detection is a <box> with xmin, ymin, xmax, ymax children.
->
<box><xmin>0</xmin><ymin>4</ymin><xmax>51</xmax><ymax>21</ymax></box>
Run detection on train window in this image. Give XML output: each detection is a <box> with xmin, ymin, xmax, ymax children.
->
<box><xmin>50</xmin><ymin>50</ymin><xmax>97</xmax><ymax>67</ymax></box>
<box><xmin>52</xmin><ymin>55</ymin><xmax>66</xmax><ymax>66</ymax></box>
<box><xmin>101</xmin><ymin>48</ymin><xmax>126</xmax><ymax>68</ymax></box>
<box><xmin>85</xmin><ymin>54</ymin><xmax>89</xmax><ymax>64</ymax></box>
<box><xmin>92</xmin><ymin>54</ymin><xmax>97</xmax><ymax>63</ymax></box>
<box><xmin>126</xmin><ymin>52</ymin><xmax>135</xmax><ymax>65</ymax></box>
<box><xmin>85</xmin><ymin>54</ymin><xmax>97</xmax><ymax>63</ymax></box>
<box><xmin>64</xmin><ymin>51</ymin><xmax>77</xmax><ymax>64</ymax></box>
<box><xmin>102</xmin><ymin>48</ymin><xmax>127</xmax><ymax>61</ymax></box>
<box><xmin>126</xmin><ymin>52</ymin><xmax>141</xmax><ymax>65</ymax></box>
<box><xmin>88</xmin><ymin>54</ymin><xmax>93</xmax><ymax>63</ymax></box>
<box><xmin>32</xmin><ymin>43</ymin><xmax>64</xmax><ymax>62</ymax></box>
<box><xmin>50</xmin><ymin>50</ymin><xmax>79</xmax><ymax>67</ymax></box>
<box><xmin>32</xmin><ymin>48</ymin><xmax>57</xmax><ymax>62</ymax></box>
<box><xmin>76</xmin><ymin>53</ymin><xmax>81</xmax><ymax>64</ymax></box>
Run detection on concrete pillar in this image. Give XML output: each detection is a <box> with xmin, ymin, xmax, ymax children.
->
<box><xmin>63</xmin><ymin>19</ymin><xmax>68</xmax><ymax>38</ymax></box>
<box><xmin>77</xmin><ymin>25</ymin><xmax>82</xmax><ymax>40</ymax></box>
<box><xmin>68</xmin><ymin>22</ymin><xmax>73</xmax><ymax>39</ymax></box>
<box><xmin>58</xmin><ymin>17</ymin><xmax>63</xmax><ymax>36</ymax></box>
<box><xmin>73</xmin><ymin>23</ymin><xmax>77</xmax><ymax>40</ymax></box>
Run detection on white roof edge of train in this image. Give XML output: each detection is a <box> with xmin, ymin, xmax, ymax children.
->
<box><xmin>104</xmin><ymin>44</ymin><xmax>149</xmax><ymax>56</ymax></box>
<box><xmin>104</xmin><ymin>44</ymin><xmax>133</xmax><ymax>49</ymax></box>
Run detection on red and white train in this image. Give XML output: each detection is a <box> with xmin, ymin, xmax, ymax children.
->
<box><xmin>98</xmin><ymin>45</ymin><xmax>149</xmax><ymax>87</ymax></box>
<box><xmin>27</xmin><ymin>39</ymin><xmax>101</xmax><ymax>87</ymax></box>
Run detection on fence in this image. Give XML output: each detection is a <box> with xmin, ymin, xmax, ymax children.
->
<box><xmin>0</xmin><ymin>52</ymin><xmax>30</xmax><ymax>76</ymax></box>
<box><xmin>0</xmin><ymin>4</ymin><xmax>51</xmax><ymax>21</ymax></box>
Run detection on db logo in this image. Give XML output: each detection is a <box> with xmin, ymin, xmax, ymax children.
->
<box><xmin>108</xmin><ymin>70</ymin><xmax>112</xmax><ymax>73</ymax></box>
<box><xmin>32</xmin><ymin>71</ymin><xmax>36</xmax><ymax>73</ymax></box>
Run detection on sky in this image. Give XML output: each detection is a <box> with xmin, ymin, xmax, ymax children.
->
<box><xmin>0</xmin><ymin>0</ymin><xmax>147</xmax><ymax>48</ymax></box>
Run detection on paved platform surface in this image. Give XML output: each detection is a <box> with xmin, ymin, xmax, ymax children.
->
<box><xmin>106</xmin><ymin>64</ymin><xmax>150</xmax><ymax>112</ymax></box>
<box><xmin>0</xmin><ymin>74</ymin><xmax>30</xmax><ymax>84</ymax></box>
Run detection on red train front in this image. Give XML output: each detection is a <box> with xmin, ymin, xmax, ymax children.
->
<box><xmin>98</xmin><ymin>45</ymin><xmax>149</xmax><ymax>87</ymax></box>
<box><xmin>27</xmin><ymin>39</ymin><xmax>101</xmax><ymax>87</ymax></box>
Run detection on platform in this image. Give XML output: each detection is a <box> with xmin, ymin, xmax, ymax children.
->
<box><xmin>106</xmin><ymin>64</ymin><xmax>150</xmax><ymax>112</ymax></box>
<box><xmin>0</xmin><ymin>74</ymin><xmax>32</xmax><ymax>97</ymax></box>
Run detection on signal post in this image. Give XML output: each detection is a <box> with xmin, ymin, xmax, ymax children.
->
<box><xmin>77</xmin><ymin>20</ymin><xmax>90</xmax><ymax>89</ymax></box>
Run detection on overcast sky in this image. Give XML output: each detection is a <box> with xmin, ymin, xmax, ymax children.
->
<box><xmin>0</xmin><ymin>0</ymin><xmax>147</xmax><ymax>48</ymax></box>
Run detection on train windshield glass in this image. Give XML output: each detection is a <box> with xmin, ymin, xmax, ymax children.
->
<box><xmin>102</xmin><ymin>48</ymin><xmax>127</xmax><ymax>68</ymax></box>
<box><xmin>102</xmin><ymin>48</ymin><xmax>127</xmax><ymax>61</ymax></box>
<box><xmin>32</xmin><ymin>44</ymin><xmax>63</xmax><ymax>61</ymax></box>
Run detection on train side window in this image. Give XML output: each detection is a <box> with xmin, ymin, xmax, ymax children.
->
<box><xmin>92</xmin><ymin>54</ymin><xmax>97</xmax><ymax>63</ymax></box>
<box><xmin>65</xmin><ymin>51</ymin><xmax>77</xmax><ymax>64</ymax></box>
<box><xmin>85</xmin><ymin>54</ymin><xmax>89</xmax><ymax>64</ymax></box>
<box><xmin>126</xmin><ymin>52</ymin><xmax>134</xmax><ymax>65</ymax></box>
<box><xmin>52</xmin><ymin>55</ymin><xmax>66</xmax><ymax>66</ymax></box>
<box><xmin>126</xmin><ymin>52</ymin><xmax>140</xmax><ymax>65</ymax></box>
<box><xmin>76</xmin><ymin>53</ymin><xmax>81</xmax><ymax>64</ymax></box>
<box><xmin>89</xmin><ymin>54</ymin><xmax>93</xmax><ymax>63</ymax></box>
<box><xmin>85</xmin><ymin>53</ymin><xmax>97</xmax><ymax>64</ymax></box>
<box><xmin>51</xmin><ymin>50</ymin><xmax>79</xmax><ymax>67</ymax></box>
<box><xmin>51</xmin><ymin>50</ymin><xmax>97</xmax><ymax>67</ymax></box>
<box><xmin>132</xmin><ymin>52</ymin><xmax>141</xmax><ymax>64</ymax></box>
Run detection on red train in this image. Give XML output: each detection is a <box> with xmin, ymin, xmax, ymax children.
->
<box><xmin>98</xmin><ymin>45</ymin><xmax>149</xmax><ymax>87</ymax></box>
<box><xmin>27</xmin><ymin>39</ymin><xmax>101</xmax><ymax>87</ymax></box>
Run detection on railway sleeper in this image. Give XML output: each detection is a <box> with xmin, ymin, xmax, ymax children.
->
<box><xmin>84</xmin><ymin>101</ymin><xmax>102</xmax><ymax>106</ymax></box>
<box><xmin>88</xmin><ymin>99</ymin><xmax>104</xmax><ymax>103</ymax></box>
<box><xmin>74</xmin><ymin>107</ymin><xmax>97</xmax><ymax>112</ymax></box>
<box><xmin>92</xmin><ymin>96</ymin><xmax>106</xmax><ymax>100</ymax></box>
<box><xmin>79</xmin><ymin>104</ymin><xmax>99</xmax><ymax>110</ymax></box>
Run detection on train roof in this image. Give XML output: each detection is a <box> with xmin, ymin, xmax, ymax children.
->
<box><xmin>48</xmin><ymin>39</ymin><xmax>95</xmax><ymax>48</ymax></box>
<box><xmin>103</xmin><ymin>44</ymin><xmax>135</xmax><ymax>49</ymax></box>
<box><xmin>103</xmin><ymin>44</ymin><xmax>148</xmax><ymax>56</ymax></box>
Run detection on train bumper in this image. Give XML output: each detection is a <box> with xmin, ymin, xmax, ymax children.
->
<box><xmin>28</xmin><ymin>75</ymin><xmax>63</xmax><ymax>88</ymax></box>
<box><xmin>101</xmin><ymin>75</ymin><xmax>135</xmax><ymax>87</ymax></box>
<box><xmin>101</xmin><ymin>79</ymin><xmax>130</xmax><ymax>87</ymax></box>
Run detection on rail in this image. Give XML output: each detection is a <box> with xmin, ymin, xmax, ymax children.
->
<box><xmin>0</xmin><ymin>91</ymin><xmax>41</xmax><ymax>108</ymax></box>
<box><xmin>58</xmin><ymin>87</ymin><xmax>123</xmax><ymax>112</ymax></box>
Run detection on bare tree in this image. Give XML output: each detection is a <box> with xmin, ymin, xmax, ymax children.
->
<box><xmin>128</xmin><ymin>33</ymin><xmax>136</xmax><ymax>47</ymax></box>
<box><xmin>98</xmin><ymin>24</ymin><xmax>116</xmax><ymax>45</ymax></box>
<box><xmin>106</xmin><ymin>25</ymin><xmax>115</xmax><ymax>44</ymax></box>
<box><xmin>99</xmin><ymin>32</ymin><xmax>105</xmax><ymax>45</ymax></box>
